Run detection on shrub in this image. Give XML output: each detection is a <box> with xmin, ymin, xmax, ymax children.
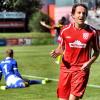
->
<box><xmin>29</xmin><ymin>11</ymin><xmax>50</xmax><ymax>32</ymax></box>
<box><xmin>32</xmin><ymin>37</ymin><xmax>54</xmax><ymax>45</ymax></box>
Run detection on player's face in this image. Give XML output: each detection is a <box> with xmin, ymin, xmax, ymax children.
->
<box><xmin>72</xmin><ymin>6</ymin><xmax>87</xmax><ymax>27</ymax></box>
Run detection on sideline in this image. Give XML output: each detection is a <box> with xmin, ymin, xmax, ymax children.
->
<box><xmin>22</xmin><ymin>74</ymin><xmax>100</xmax><ymax>89</ymax></box>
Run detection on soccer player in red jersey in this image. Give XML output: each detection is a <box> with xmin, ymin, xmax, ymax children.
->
<box><xmin>50</xmin><ymin>3</ymin><xmax>100</xmax><ymax>100</ymax></box>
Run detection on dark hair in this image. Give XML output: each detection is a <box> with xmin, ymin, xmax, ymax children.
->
<box><xmin>71</xmin><ymin>3</ymin><xmax>88</xmax><ymax>16</ymax></box>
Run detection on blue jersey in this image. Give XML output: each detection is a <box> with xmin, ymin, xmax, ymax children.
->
<box><xmin>0</xmin><ymin>57</ymin><xmax>22</xmax><ymax>81</ymax></box>
<box><xmin>0</xmin><ymin>57</ymin><xmax>42</xmax><ymax>89</ymax></box>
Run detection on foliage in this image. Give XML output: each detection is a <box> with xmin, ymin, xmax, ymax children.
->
<box><xmin>15</xmin><ymin>0</ymin><xmax>42</xmax><ymax>15</ymax></box>
<box><xmin>0</xmin><ymin>0</ymin><xmax>43</xmax><ymax>14</ymax></box>
<box><xmin>31</xmin><ymin>36</ymin><xmax>54</xmax><ymax>45</ymax></box>
<box><xmin>29</xmin><ymin>11</ymin><xmax>51</xmax><ymax>32</ymax></box>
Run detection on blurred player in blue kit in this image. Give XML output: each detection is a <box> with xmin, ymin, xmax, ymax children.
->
<box><xmin>0</xmin><ymin>49</ymin><xmax>48</xmax><ymax>90</ymax></box>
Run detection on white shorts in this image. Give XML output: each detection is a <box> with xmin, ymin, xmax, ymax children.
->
<box><xmin>6</xmin><ymin>74</ymin><xmax>25</xmax><ymax>88</ymax></box>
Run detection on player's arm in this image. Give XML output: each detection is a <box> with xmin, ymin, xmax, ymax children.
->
<box><xmin>50</xmin><ymin>27</ymin><xmax>65</xmax><ymax>58</ymax></box>
<box><xmin>13</xmin><ymin>61</ymin><xmax>22</xmax><ymax>78</ymax></box>
<box><xmin>0</xmin><ymin>66</ymin><xmax>2</xmax><ymax>81</ymax></box>
<box><xmin>40</xmin><ymin>21</ymin><xmax>54</xmax><ymax>29</ymax></box>
<box><xmin>0</xmin><ymin>72</ymin><xmax>2</xmax><ymax>81</ymax></box>
<box><xmin>88</xmin><ymin>32</ymin><xmax>100</xmax><ymax>64</ymax></box>
<box><xmin>81</xmin><ymin>31</ymin><xmax>100</xmax><ymax>70</ymax></box>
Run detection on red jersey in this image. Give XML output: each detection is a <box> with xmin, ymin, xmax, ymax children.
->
<box><xmin>58</xmin><ymin>23</ymin><xmax>99</xmax><ymax>70</ymax></box>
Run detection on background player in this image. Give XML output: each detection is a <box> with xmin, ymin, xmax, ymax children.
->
<box><xmin>0</xmin><ymin>49</ymin><xmax>48</xmax><ymax>90</ymax></box>
<box><xmin>50</xmin><ymin>3</ymin><xmax>100</xmax><ymax>100</ymax></box>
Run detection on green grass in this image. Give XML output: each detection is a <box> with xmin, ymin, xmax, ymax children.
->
<box><xmin>0</xmin><ymin>45</ymin><xmax>99</xmax><ymax>100</ymax></box>
<box><xmin>0</xmin><ymin>32</ymin><xmax>51</xmax><ymax>38</ymax></box>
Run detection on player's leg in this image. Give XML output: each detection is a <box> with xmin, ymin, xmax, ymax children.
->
<box><xmin>6</xmin><ymin>75</ymin><xmax>26</xmax><ymax>89</ymax></box>
<box><xmin>0</xmin><ymin>75</ymin><xmax>28</xmax><ymax>90</ymax></box>
<box><xmin>59</xmin><ymin>98</ymin><xmax>69</xmax><ymax>100</ymax></box>
<box><xmin>70</xmin><ymin>70</ymin><xmax>90</xmax><ymax>100</ymax></box>
<box><xmin>69</xmin><ymin>94</ymin><xmax>79</xmax><ymax>100</ymax></box>
<box><xmin>15</xmin><ymin>79</ymin><xmax>26</xmax><ymax>88</ymax></box>
<box><xmin>7</xmin><ymin>79</ymin><xmax>25</xmax><ymax>88</ymax></box>
<box><xmin>23</xmin><ymin>78</ymin><xmax>43</xmax><ymax>84</ymax></box>
<box><xmin>57</xmin><ymin>68</ymin><xmax>71</xmax><ymax>100</ymax></box>
<box><xmin>26</xmin><ymin>79</ymin><xmax>49</xmax><ymax>85</ymax></box>
<box><xmin>29</xmin><ymin>80</ymin><xmax>43</xmax><ymax>84</ymax></box>
<box><xmin>23</xmin><ymin>78</ymin><xmax>50</xmax><ymax>85</ymax></box>
<box><xmin>59</xmin><ymin>98</ymin><xmax>68</xmax><ymax>100</ymax></box>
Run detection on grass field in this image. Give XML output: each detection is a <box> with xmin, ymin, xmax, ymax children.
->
<box><xmin>0</xmin><ymin>45</ymin><xmax>99</xmax><ymax>100</ymax></box>
<box><xmin>0</xmin><ymin>32</ymin><xmax>50</xmax><ymax>38</ymax></box>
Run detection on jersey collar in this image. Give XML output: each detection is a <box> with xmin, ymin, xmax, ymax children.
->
<box><xmin>5</xmin><ymin>57</ymin><xmax>12</xmax><ymax>60</ymax></box>
<box><xmin>72</xmin><ymin>23</ymin><xmax>87</xmax><ymax>30</ymax></box>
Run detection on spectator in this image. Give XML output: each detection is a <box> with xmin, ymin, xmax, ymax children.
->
<box><xmin>40</xmin><ymin>16</ymin><xmax>70</xmax><ymax>43</ymax></box>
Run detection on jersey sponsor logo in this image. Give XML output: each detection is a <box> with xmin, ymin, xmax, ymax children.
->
<box><xmin>83</xmin><ymin>32</ymin><xmax>89</xmax><ymax>40</ymax></box>
<box><xmin>69</xmin><ymin>40</ymin><xmax>86</xmax><ymax>48</ymax></box>
<box><xmin>1</xmin><ymin>60</ymin><xmax>10</xmax><ymax>64</ymax></box>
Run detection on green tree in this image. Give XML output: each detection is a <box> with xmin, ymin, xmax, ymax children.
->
<box><xmin>14</xmin><ymin>0</ymin><xmax>42</xmax><ymax>15</ymax></box>
<box><xmin>14</xmin><ymin>0</ymin><xmax>43</xmax><ymax>31</ymax></box>
<box><xmin>1</xmin><ymin>0</ymin><xmax>42</xmax><ymax>14</ymax></box>
<box><xmin>0</xmin><ymin>0</ymin><xmax>47</xmax><ymax>32</ymax></box>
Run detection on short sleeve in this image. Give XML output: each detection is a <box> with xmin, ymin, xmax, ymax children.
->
<box><xmin>57</xmin><ymin>28</ymin><xmax>65</xmax><ymax>46</ymax></box>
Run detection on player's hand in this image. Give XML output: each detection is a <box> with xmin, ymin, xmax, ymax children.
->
<box><xmin>40</xmin><ymin>21</ymin><xmax>46</xmax><ymax>26</ymax></box>
<box><xmin>81</xmin><ymin>61</ymin><xmax>91</xmax><ymax>71</ymax></box>
<box><xmin>50</xmin><ymin>49</ymin><xmax>61</xmax><ymax>58</ymax></box>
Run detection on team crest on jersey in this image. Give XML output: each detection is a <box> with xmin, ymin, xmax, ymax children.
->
<box><xmin>83</xmin><ymin>33</ymin><xmax>89</xmax><ymax>40</ymax></box>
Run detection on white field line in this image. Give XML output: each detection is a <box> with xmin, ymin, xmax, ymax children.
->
<box><xmin>87</xmin><ymin>84</ymin><xmax>100</xmax><ymax>88</ymax></box>
<box><xmin>22</xmin><ymin>74</ymin><xmax>100</xmax><ymax>89</ymax></box>
<box><xmin>22</xmin><ymin>74</ymin><xmax>58</xmax><ymax>81</ymax></box>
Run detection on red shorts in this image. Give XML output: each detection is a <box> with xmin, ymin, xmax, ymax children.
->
<box><xmin>57</xmin><ymin>66</ymin><xmax>89</xmax><ymax>99</ymax></box>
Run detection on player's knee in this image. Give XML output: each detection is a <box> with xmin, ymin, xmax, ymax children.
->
<box><xmin>24</xmin><ymin>82</ymin><xmax>29</xmax><ymax>87</ymax></box>
<box><xmin>18</xmin><ymin>82</ymin><xmax>26</xmax><ymax>88</ymax></box>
